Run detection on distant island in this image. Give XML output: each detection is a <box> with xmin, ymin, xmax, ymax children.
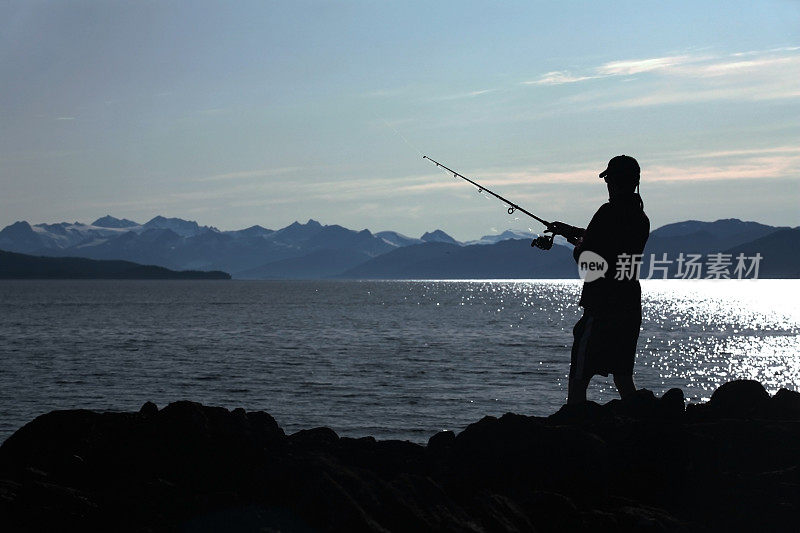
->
<box><xmin>0</xmin><ymin>215</ymin><xmax>797</xmax><ymax>279</ymax></box>
<box><xmin>0</xmin><ymin>250</ymin><xmax>230</xmax><ymax>279</ymax></box>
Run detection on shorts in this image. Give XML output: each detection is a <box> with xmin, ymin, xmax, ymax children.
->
<box><xmin>570</xmin><ymin>310</ymin><xmax>641</xmax><ymax>380</ymax></box>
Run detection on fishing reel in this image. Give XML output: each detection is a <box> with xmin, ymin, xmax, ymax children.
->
<box><xmin>531</xmin><ymin>234</ymin><xmax>554</xmax><ymax>250</ymax></box>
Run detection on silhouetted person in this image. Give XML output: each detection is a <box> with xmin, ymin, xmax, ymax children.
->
<box><xmin>547</xmin><ymin>155</ymin><xmax>650</xmax><ymax>404</ymax></box>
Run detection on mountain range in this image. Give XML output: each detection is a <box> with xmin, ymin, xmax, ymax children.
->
<box><xmin>0</xmin><ymin>215</ymin><xmax>796</xmax><ymax>279</ymax></box>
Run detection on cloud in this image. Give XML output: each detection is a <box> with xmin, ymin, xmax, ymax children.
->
<box><xmin>523</xmin><ymin>55</ymin><xmax>697</xmax><ymax>86</ymax></box>
<box><xmin>402</xmin><ymin>145</ymin><xmax>800</xmax><ymax>195</ymax></box>
<box><xmin>681</xmin><ymin>145</ymin><xmax>800</xmax><ymax>159</ymax></box>
<box><xmin>691</xmin><ymin>55</ymin><xmax>796</xmax><ymax>76</ymax></box>
<box><xmin>603</xmin><ymin>84</ymin><xmax>800</xmax><ymax>108</ymax></box>
<box><xmin>524</xmin><ymin>47</ymin><xmax>800</xmax><ymax>107</ymax></box>
<box><xmin>595</xmin><ymin>55</ymin><xmax>695</xmax><ymax>76</ymax></box>
<box><xmin>194</xmin><ymin>166</ymin><xmax>306</xmax><ymax>182</ymax></box>
<box><xmin>523</xmin><ymin>71</ymin><xmax>599</xmax><ymax>86</ymax></box>
<box><xmin>360</xmin><ymin>86</ymin><xmax>415</xmax><ymax>98</ymax></box>
<box><xmin>646</xmin><ymin>154</ymin><xmax>800</xmax><ymax>182</ymax></box>
<box><xmin>432</xmin><ymin>88</ymin><xmax>498</xmax><ymax>101</ymax></box>
<box><xmin>731</xmin><ymin>46</ymin><xmax>800</xmax><ymax>57</ymax></box>
<box><xmin>66</xmin><ymin>144</ymin><xmax>796</xmax><ymax>234</ymax></box>
<box><xmin>648</xmin><ymin>146</ymin><xmax>800</xmax><ymax>182</ymax></box>
<box><xmin>400</xmin><ymin>164</ymin><xmax>607</xmax><ymax>196</ymax></box>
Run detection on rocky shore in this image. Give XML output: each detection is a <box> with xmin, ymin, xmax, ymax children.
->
<box><xmin>1</xmin><ymin>380</ymin><xmax>798</xmax><ymax>532</ymax></box>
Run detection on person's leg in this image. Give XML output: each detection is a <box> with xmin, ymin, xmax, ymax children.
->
<box><xmin>568</xmin><ymin>314</ymin><xmax>592</xmax><ymax>404</ymax></box>
<box><xmin>568</xmin><ymin>376</ymin><xmax>591</xmax><ymax>404</ymax></box>
<box><xmin>613</xmin><ymin>373</ymin><xmax>636</xmax><ymax>399</ymax></box>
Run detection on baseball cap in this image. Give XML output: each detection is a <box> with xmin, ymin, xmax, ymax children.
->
<box><xmin>599</xmin><ymin>155</ymin><xmax>640</xmax><ymax>182</ymax></box>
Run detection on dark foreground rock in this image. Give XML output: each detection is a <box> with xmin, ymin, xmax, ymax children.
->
<box><xmin>1</xmin><ymin>380</ymin><xmax>798</xmax><ymax>532</ymax></box>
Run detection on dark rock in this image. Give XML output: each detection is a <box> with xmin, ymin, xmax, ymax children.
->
<box><xmin>1</xmin><ymin>380</ymin><xmax>798</xmax><ymax>532</ymax></box>
<box><xmin>687</xmin><ymin>379</ymin><xmax>772</xmax><ymax>421</ymax></box>
<box><xmin>604</xmin><ymin>389</ymin><xmax>660</xmax><ymax>419</ymax></box>
<box><xmin>426</xmin><ymin>429</ymin><xmax>455</xmax><ymax>452</ymax></box>
<box><xmin>599</xmin><ymin>389</ymin><xmax>685</xmax><ymax>421</ymax></box>
<box><xmin>340</xmin><ymin>435</ymin><xmax>377</xmax><ymax>447</ymax></box>
<box><xmin>548</xmin><ymin>400</ymin><xmax>605</xmax><ymax>424</ymax></box>
<box><xmin>710</xmin><ymin>379</ymin><xmax>769</xmax><ymax>412</ymax></box>
<box><xmin>659</xmin><ymin>388</ymin><xmax>685</xmax><ymax>419</ymax></box>
<box><xmin>521</xmin><ymin>490</ymin><xmax>581</xmax><ymax>531</ymax></box>
<box><xmin>139</xmin><ymin>401</ymin><xmax>158</xmax><ymax>417</ymax></box>
<box><xmin>247</xmin><ymin>410</ymin><xmax>285</xmax><ymax>444</ymax></box>
<box><xmin>375</xmin><ymin>439</ymin><xmax>423</xmax><ymax>456</ymax></box>
<box><xmin>771</xmin><ymin>388</ymin><xmax>800</xmax><ymax>419</ymax></box>
<box><xmin>289</xmin><ymin>426</ymin><xmax>339</xmax><ymax>448</ymax></box>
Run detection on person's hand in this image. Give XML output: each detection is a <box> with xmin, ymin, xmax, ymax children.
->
<box><xmin>545</xmin><ymin>221</ymin><xmax>584</xmax><ymax>240</ymax></box>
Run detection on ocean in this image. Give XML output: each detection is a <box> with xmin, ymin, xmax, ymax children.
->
<box><xmin>1</xmin><ymin>279</ymin><xmax>797</xmax><ymax>443</ymax></box>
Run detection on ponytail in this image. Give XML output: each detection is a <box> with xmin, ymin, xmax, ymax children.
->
<box><xmin>635</xmin><ymin>183</ymin><xmax>644</xmax><ymax>209</ymax></box>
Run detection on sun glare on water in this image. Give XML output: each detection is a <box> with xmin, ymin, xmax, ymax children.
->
<box><xmin>639</xmin><ymin>280</ymin><xmax>800</xmax><ymax>400</ymax></box>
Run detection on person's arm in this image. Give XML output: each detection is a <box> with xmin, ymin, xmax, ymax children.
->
<box><xmin>546</xmin><ymin>222</ymin><xmax>585</xmax><ymax>246</ymax></box>
<box><xmin>571</xmin><ymin>204</ymin><xmax>610</xmax><ymax>262</ymax></box>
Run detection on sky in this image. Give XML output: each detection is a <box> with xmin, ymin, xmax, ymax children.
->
<box><xmin>1</xmin><ymin>0</ymin><xmax>798</xmax><ymax>240</ymax></box>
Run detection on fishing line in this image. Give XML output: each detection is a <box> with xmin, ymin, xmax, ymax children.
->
<box><xmin>375</xmin><ymin>112</ymin><xmax>424</xmax><ymax>157</ymax></box>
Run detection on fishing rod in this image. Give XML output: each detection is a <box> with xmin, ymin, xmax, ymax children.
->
<box><xmin>422</xmin><ymin>155</ymin><xmax>557</xmax><ymax>250</ymax></box>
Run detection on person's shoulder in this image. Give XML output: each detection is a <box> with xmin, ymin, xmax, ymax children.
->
<box><xmin>593</xmin><ymin>202</ymin><xmax>614</xmax><ymax>219</ymax></box>
<box><xmin>586</xmin><ymin>202</ymin><xmax>614</xmax><ymax>229</ymax></box>
<box><xmin>595</xmin><ymin>202</ymin><xmax>613</xmax><ymax>214</ymax></box>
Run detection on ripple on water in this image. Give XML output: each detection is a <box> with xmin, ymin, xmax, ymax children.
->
<box><xmin>0</xmin><ymin>279</ymin><xmax>797</xmax><ymax>443</ymax></box>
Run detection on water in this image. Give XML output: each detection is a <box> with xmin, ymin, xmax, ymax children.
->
<box><xmin>0</xmin><ymin>280</ymin><xmax>798</xmax><ymax>443</ymax></box>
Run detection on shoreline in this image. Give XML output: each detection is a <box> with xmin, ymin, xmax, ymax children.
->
<box><xmin>1</xmin><ymin>379</ymin><xmax>798</xmax><ymax>531</ymax></box>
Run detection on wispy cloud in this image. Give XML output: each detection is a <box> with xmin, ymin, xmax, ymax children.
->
<box><xmin>194</xmin><ymin>166</ymin><xmax>306</xmax><ymax>182</ymax></box>
<box><xmin>432</xmin><ymin>88</ymin><xmax>498</xmax><ymax>101</ymax></box>
<box><xmin>360</xmin><ymin>85</ymin><xmax>419</xmax><ymax>99</ymax></box>
<box><xmin>681</xmin><ymin>145</ymin><xmax>800</xmax><ymax>159</ymax></box>
<box><xmin>646</xmin><ymin>145</ymin><xmax>800</xmax><ymax>182</ymax></box>
<box><xmin>68</xmin><ymin>144</ymin><xmax>798</xmax><ymax>229</ymax></box>
<box><xmin>403</xmin><ymin>144</ymin><xmax>800</xmax><ymax>193</ymax></box>
<box><xmin>522</xmin><ymin>72</ymin><xmax>599</xmax><ymax>86</ymax></box>
<box><xmin>523</xmin><ymin>55</ymin><xmax>699</xmax><ymax>86</ymax></box>
<box><xmin>595</xmin><ymin>55</ymin><xmax>694</xmax><ymax>76</ymax></box>
<box><xmin>465</xmin><ymin>89</ymin><xmax>495</xmax><ymax>97</ymax></box>
<box><xmin>604</xmin><ymin>84</ymin><xmax>800</xmax><ymax>108</ymax></box>
<box><xmin>196</xmin><ymin>108</ymin><xmax>229</xmax><ymax>115</ymax></box>
<box><xmin>730</xmin><ymin>46</ymin><xmax>800</xmax><ymax>57</ymax></box>
<box><xmin>646</xmin><ymin>155</ymin><xmax>800</xmax><ymax>182</ymax></box>
<box><xmin>691</xmin><ymin>55</ymin><xmax>795</xmax><ymax>76</ymax></box>
<box><xmin>523</xmin><ymin>47</ymin><xmax>800</xmax><ymax>107</ymax></box>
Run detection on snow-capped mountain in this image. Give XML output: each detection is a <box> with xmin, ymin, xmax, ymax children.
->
<box><xmin>466</xmin><ymin>229</ymin><xmax>537</xmax><ymax>245</ymax></box>
<box><xmin>420</xmin><ymin>229</ymin><xmax>459</xmax><ymax>245</ymax></box>
<box><xmin>0</xmin><ymin>220</ymin><xmax>135</xmax><ymax>253</ymax></box>
<box><xmin>2</xmin><ymin>216</ymin><xmax>791</xmax><ymax>279</ymax></box>
<box><xmin>374</xmin><ymin>231</ymin><xmax>423</xmax><ymax>248</ymax></box>
<box><xmin>141</xmin><ymin>216</ymin><xmax>214</xmax><ymax>238</ymax></box>
<box><xmin>92</xmin><ymin>215</ymin><xmax>139</xmax><ymax>229</ymax></box>
<box><xmin>0</xmin><ymin>217</ymin><xmax>414</xmax><ymax>277</ymax></box>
